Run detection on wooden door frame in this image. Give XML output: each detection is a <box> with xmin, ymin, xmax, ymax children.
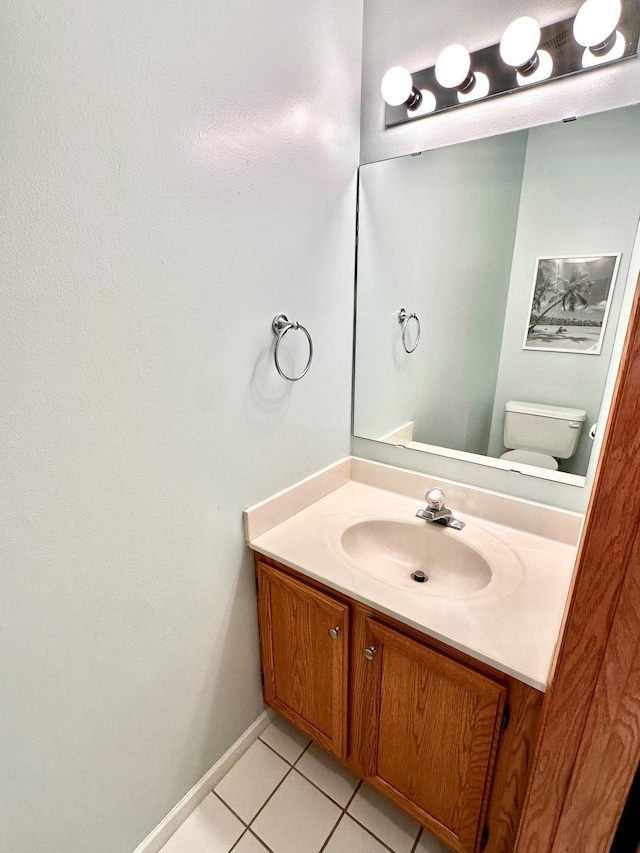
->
<box><xmin>514</xmin><ymin>271</ymin><xmax>640</xmax><ymax>853</ymax></box>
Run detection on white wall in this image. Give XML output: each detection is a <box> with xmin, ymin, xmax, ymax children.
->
<box><xmin>0</xmin><ymin>2</ymin><xmax>361</xmax><ymax>852</ymax></box>
<box><xmin>355</xmin><ymin>0</ymin><xmax>640</xmax><ymax>512</ymax></box>
<box><xmin>486</xmin><ymin>106</ymin><xmax>640</xmax><ymax>474</ymax></box>
<box><xmin>354</xmin><ymin>132</ymin><xmax>526</xmax><ymax>453</ymax></box>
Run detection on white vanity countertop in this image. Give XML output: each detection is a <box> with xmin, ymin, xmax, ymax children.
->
<box><xmin>245</xmin><ymin>457</ymin><xmax>582</xmax><ymax>692</ymax></box>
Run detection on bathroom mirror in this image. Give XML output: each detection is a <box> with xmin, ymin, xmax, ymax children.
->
<box><xmin>353</xmin><ymin>104</ymin><xmax>640</xmax><ymax>485</ymax></box>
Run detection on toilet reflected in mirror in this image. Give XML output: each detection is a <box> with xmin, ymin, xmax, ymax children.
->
<box><xmin>500</xmin><ymin>401</ymin><xmax>586</xmax><ymax>471</ymax></box>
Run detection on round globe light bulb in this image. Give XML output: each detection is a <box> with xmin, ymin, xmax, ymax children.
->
<box><xmin>581</xmin><ymin>29</ymin><xmax>625</xmax><ymax>64</ymax></box>
<box><xmin>457</xmin><ymin>72</ymin><xmax>490</xmax><ymax>103</ymax></box>
<box><xmin>574</xmin><ymin>0</ymin><xmax>622</xmax><ymax>47</ymax></box>
<box><xmin>517</xmin><ymin>49</ymin><xmax>554</xmax><ymax>85</ymax></box>
<box><xmin>381</xmin><ymin>66</ymin><xmax>414</xmax><ymax>106</ymax></box>
<box><xmin>411</xmin><ymin>89</ymin><xmax>437</xmax><ymax>117</ymax></box>
<box><xmin>500</xmin><ymin>16</ymin><xmax>541</xmax><ymax>68</ymax></box>
<box><xmin>435</xmin><ymin>44</ymin><xmax>472</xmax><ymax>89</ymax></box>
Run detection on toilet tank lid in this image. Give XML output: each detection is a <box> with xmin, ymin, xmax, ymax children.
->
<box><xmin>505</xmin><ymin>400</ymin><xmax>587</xmax><ymax>421</ymax></box>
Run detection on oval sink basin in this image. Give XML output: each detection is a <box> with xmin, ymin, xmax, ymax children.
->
<box><xmin>337</xmin><ymin>511</ymin><xmax>522</xmax><ymax>600</ymax></box>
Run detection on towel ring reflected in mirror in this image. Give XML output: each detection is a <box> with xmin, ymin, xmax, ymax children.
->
<box><xmin>272</xmin><ymin>314</ymin><xmax>313</xmax><ymax>381</ymax></box>
<box><xmin>398</xmin><ymin>308</ymin><xmax>421</xmax><ymax>354</ymax></box>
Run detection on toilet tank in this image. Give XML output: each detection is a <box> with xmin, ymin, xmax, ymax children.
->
<box><xmin>503</xmin><ymin>401</ymin><xmax>587</xmax><ymax>459</ymax></box>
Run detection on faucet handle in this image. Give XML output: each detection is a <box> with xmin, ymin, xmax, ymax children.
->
<box><xmin>425</xmin><ymin>487</ymin><xmax>445</xmax><ymax>510</ymax></box>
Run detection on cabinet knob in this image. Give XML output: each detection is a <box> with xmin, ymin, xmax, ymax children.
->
<box><xmin>363</xmin><ymin>646</ymin><xmax>377</xmax><ymax>661</ymax></box>
<box><xmin>328</xmin><ymin>627</ymin><xmax>341</xmax><ymax>640</ymax></box>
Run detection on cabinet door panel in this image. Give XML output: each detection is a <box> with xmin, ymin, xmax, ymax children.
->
<box><xmin>257</xmin><ymin>562</ymin><xmax>349</xmax><ymax>758</ymax></box>
<box><xmin>364</xmin><ymin>619</ymin><xmax>506</xmax><ymax>853</ymax></box>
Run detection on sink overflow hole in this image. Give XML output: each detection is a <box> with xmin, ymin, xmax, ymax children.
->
<box><xmin>411</xmin><ymin>570</ymin><xmax>428</xmax><ymax>583</ymax></box>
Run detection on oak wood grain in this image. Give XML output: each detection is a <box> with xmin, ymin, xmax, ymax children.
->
<box><xmin>514</xmin><ymin>273</ymin><xmax>640</xmax><ymax>853</ymax></box>
<box><xmin>483</xmin><ymin>679</ymin><xmax>543</xmax><ymax>853</ymax></box>
<box><xmin>347</xmin><ymin>605</ymin><xmax>380</xmax><ymax>778</ymax></box>
<box><xmin>361</xmin><ymin>618</ymin><xmax>506</xmax><ymax>853</ymax></box>
<box><xmin>257</xmin><ymin>560</ymin><xmax>349</xmax><ymax>758</ymax></box>
<box><xmin>551</xmin><ymin>527</ymin><xmax>640</xmax><ymax>852</ymax></box>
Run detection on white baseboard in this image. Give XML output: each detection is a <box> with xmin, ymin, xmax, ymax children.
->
<box><xmin>132</xmin><ymin>709</ymin><xmax>274</xmax><ymax>853</ymax></box>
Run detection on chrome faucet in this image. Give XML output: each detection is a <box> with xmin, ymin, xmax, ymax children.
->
<box><xmin>416</xmin><ymin>488</ymin><xmax>465</xmax><ymax>530</ymax></box>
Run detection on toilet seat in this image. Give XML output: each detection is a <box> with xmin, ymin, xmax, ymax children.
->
<box><xmin>500</xmin><ymin>449</ymin><xmax>559</xmax><ymax>470</ymax></box>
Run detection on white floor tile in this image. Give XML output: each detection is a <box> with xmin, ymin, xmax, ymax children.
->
<box><xmin>323</xmin><ymin>815</ymin><xmax>391</xmax><ymax>853</ymax></box>
<box><xmin>259</xmin><ymin>715</ymin><xmax>310</xmax><ymax>764</ymax></box>
<box><xmin>215</xmin><ymin>740</ymin><xmax>289</xmax><ymax>822</ymax></box>
<box><xmin>251</xmin><ymin>769</ymin><xmax>341</xmax><ymax>853</ymax></box>
<box><xmin>232</xmin><ymin>831</ymin><xmax>270</xmax><ymax>853</ymax></box>
<box><xmin>348</xmin><ymin>784</ymin><xmax>421</xmax><ymax>853</ymax></box>
<box><xmin>295</xmin><ymin>742</ymin><xmax>360</xmax><ymax>807</ymax></box>
<box><xmin>415</xmin><ymin>827</ymin><xmax>454</xmax><ymax>853</ymax></box>
<box><xmin>160</xmin><ymin>793</ymin><xmax>244</xmax><ymax>853</ymax></box>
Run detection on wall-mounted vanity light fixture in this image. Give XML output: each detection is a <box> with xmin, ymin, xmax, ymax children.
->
<box><xmin>435</xmin><ymin>44</ymin><xmax>491</xmax><ymax>102</ymax></box>
<box><xmin>381</xmin><ymin>0</ymin><xmax>640</xmax><ymax>126</ymax></box>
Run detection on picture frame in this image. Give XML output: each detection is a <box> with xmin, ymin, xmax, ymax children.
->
<box><xmin>522</xmin><ymin>254</ymin><xmax>621</xmax><ymax>354</ymax></box>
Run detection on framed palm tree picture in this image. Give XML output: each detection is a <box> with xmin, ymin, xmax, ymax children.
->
<box><xmin>523</xmin><ymin>254</ymin><xmax>622</xmax><ymax>354</ymax></box>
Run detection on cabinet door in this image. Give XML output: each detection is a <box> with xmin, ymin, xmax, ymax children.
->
<box><xmin>357</xmin><ymin>618</ymin><xmax>506</xmax><ymax>853</ymax></box>
<box><xmin>257</xmin><ymin>562</ymin><xmax>349</xmax><ymax>759</ymax></box>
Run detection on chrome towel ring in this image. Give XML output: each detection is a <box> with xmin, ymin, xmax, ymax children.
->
<box><xmin>272</xmin><ymin>314</ymin><xmax>313</xmax><ymax>381</ymax></box>
<box><xmin>398</xmin><ymin>308</ymin><xmax>421</xmax><ymax>354</ymax></box>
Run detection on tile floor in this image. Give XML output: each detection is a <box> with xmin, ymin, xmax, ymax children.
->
<box><xmin>160</xmin><ymin>715</ymin><xmax>452</xmax><ymax>853</ymax></box>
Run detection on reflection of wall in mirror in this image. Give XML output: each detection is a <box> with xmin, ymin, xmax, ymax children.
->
<box><xmin>353</xmin><ymin>131</ymin><xmax>528</xmax><ymax>455</ymax></box>
<box><xmin>486</xmin><ymin>105</ymin><xmax>640</xmax><ymax>476</ymax></box>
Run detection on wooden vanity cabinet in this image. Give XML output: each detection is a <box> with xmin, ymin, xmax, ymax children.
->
<box><xmin>255</xmin><ymin>556</ymin><xmax>542</xmax><ymax>853</ymax></box>
<box><xmin>351</xmin><ymin>613</ymin><xmax>506</xmax><ymax>852</ymax></box>
<box><xmin>257</xmin><ymin>561</ymin><xmax>349</xmax><ymax>759</ymax></box>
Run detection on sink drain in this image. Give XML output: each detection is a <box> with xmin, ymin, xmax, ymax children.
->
<box><xmin>411</xmin><ymin>570</ymin><xmax>428</xmax><ymax>583</ymax></box>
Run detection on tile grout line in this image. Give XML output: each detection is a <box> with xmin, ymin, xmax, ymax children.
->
<box><xmin>289</xmin><ymin>764</ymin><xmax>359</xmax><ymax>811</ymax></box>
<box><xmin>291</xmin><ymin>736</ymin><xmax>313</xmax><ymax>765</ymax></box>
<box><xmin>246</xmin><ymin>757</ymin><xmax>343</xmax><ymax>853</ymax></box>
<box><xmin>214</xmin><ymin>746</ymin><xmax>297</xmax><ymax>851</ymax></box>
<box><xmin>212</xmin><ymin>790</ymin><xmax>250</xmax><ymax>831</ymax></box>
<box><xmin>250</xmin><ymin>734</ymin><xmax>350</xmax><ymax>852</ymax></box>
<box><xmin>213</xmin><ymin>729</ymin><xmax>423</xmax><ymax>853</ymax></box>
<box><xmin>316</xmin><ymin>810</ymin><xmax>345</xmax><ymax>853</ymax></box>
<box><xmin>256</xmin><ymin>735</ymin><xmax>362</xmax><ymax>814</ymax></box>
<box><xmin>410</xmin><ymin>827</ymin><xmax>424</xmax><ymax>853</ymax></box>
<box><xmin>345</xmin><ymin>779</ymin><xmax>363</xmax><ymax>811</ymax></box>
<box><xmin>227</xmin><ymin>828</ymin><xmax>248</xmax><ymax>853</ymax></box>
<box><xmin>317</xmin><ymin>777</ymin><xmax>415</xmax><ymax>853</ymax></box>
<box><xmin>245</xmin><ymin>764</ymin><xmax>295</xmax><ymax>833</ymax></box>
<box><xmin>240</xmin><ymin>734</ymin><xmax>360</xmax><ymax>853</ymax></box>
<box><xmin>258</xmin><ymin>733</ymin><xmax>311</xmax><ymax>765</ymax></box>
<box><xmin>212</xmin><ymin>734</ymin><xmax>301</xmax><ymax>849</ymax></box>
<box><xmin>343</xmin><ymin>812</ymin><xmax>402</xmax><ymax>853</ymax></box>
<box><xmin>318</xmin><ymin>779</ymin><xmax>364</xmax><ymax>853</ymax></box>
<box><xmin>247</xmin><ymin>827</ymin><xmax>276</xmax><ymax>853</ymax></box>
<box><xmin>345</xmin><ymin>782</ymin><xmax>421</xmax><ymax>853</ymax></box>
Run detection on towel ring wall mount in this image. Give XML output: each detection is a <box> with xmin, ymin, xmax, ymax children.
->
<box><xmin>398</xmin><ymin>308</ymin><xmax>421</xmax><ymax>354</ymax></box>
<box><xmin>272</xmin><ymin>314</ymin><xmax>313</xmax><ymax>381</ymax></box>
